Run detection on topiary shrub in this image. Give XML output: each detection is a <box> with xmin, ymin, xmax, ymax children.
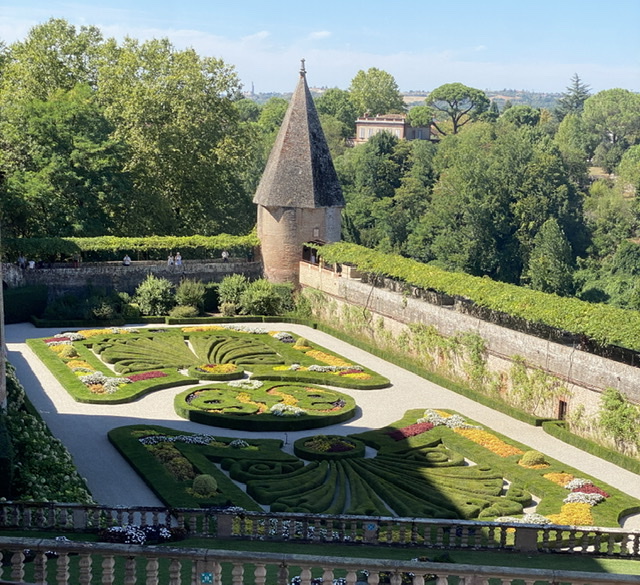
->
<box><xmin>519</xmin><ymin>450</ymin><xmax>547</xmax><ymax>467</ymax></box>
<box><xmin>169</xmin><ymin>305</ymin><xmax>200</xmax><ymax>319</ymax></box>
<box><xmin>135</xmin><ymin>274</ymin><xmax>175</xmax><ymax>316</ymax></box>
<box><xmin>192</xmin><ymin>474</ymin><xmax>218</xmax><ymax>496</ymax></box>
<box><xmin>175</xmin><ymin>279</ymin><xmax>205</xmax><ymax>314</ymax></box>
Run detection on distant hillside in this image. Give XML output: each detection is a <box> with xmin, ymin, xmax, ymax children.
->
<box><xmin>247</xmin><ymin>89</ymin><xmax>562</xmax><ymax>111</ymax></box>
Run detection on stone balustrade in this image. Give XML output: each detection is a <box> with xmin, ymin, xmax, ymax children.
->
<box><xmin>1</xmin><ymin>503</ymin><xmax>639</xmax><ymax>559</ymax></box>
<box><xmin>0</xmin><ymin>535</ymin><xmax>638</xmax><ymax>585</ymax></box>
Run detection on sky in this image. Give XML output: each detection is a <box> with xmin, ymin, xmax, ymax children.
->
<box><xmin>1</xmin><ymin>0</ymin><xmax>639</xmax><ymax>95</ymax></box>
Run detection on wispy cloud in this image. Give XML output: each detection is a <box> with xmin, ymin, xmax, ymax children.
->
<box><xmin>308</xmin><ymin>31</ymin><xmax>331</xmax><ymax>41</ymax></box>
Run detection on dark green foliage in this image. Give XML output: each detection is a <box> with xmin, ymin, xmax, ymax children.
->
<box><xmin>175</xmin><ymin>279</ymin><xmax>206</xmax><ymax>313</ymax></box>
<box><xmin>203</xmin><ymin>282</ymin><xmax>219</xmax><ymax>313</ymax></box>
<box><xmin>2</xmin><ymin>285</ymin><xmax>48</xmax><ymax>323</ymax></box>
<box><xmin>192</xmin><ymin>474</ymin><xmax>218</xmax><ymax>496</ymax></box>
<box><xmin>135</xmin><ymin>274</ymin><xmax>175</xmax><ymax>316</ymax></box>
<box><xmin>598</xmin><ymin>388</ymin><xmax>640</xmax><ymax>451</ymax></box>
<box><xmin>0</xmin><ymin>416</ymin><xmax>13</xmax><ymax>498</ymax></box>
<box><xmin>169</xmin><ymin>305</ymin><xmax>200</xmax><ymax>319</ymax></box>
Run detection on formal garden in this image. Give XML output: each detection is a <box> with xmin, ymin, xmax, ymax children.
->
<box><xmin>18</xmin><ymin>324</ymin><xmax>640</xmax><ymax>529</ymax></box>
<box><xmin>107</xmin><ymin>407</ymin><xmax>639</xmax><ymax>528</ymax></box>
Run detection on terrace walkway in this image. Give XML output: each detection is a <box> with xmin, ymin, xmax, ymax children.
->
<box><xmin>5</xmin><ymin>321</ymin><xmax>640</xmax><ymax>527</ymax></box>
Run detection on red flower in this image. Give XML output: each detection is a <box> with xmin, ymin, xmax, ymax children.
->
<box><xmin>387</xmin><ymin>422</ymin><xmax>434</xmax><ymax>441</ymax></box>
<box><xmin>127</xmin><ymin>371</ymin><xmax>168</xmax><ymax>383</ymax></box>
<box><xmin>44</xmin><ymin>336</ymin><xmax>70</xmax><ymax>343</ymax></box>
<box><xmin>572</xmin><ymin>484</ymin><xmax>610</xmax><ymax>498</ymax></box>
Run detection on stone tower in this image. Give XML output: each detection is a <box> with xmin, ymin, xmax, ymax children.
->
<box><xmin>254</xmin><ymin>61</ymin><xmax>345</xmax><ymax>284</ymax></box>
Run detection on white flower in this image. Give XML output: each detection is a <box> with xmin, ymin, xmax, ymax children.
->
<box><xmin>564</xmin><ymin>478</ymin><xmax>593</xmax><ymax>490</ymax></box>
<box><xmin>227</xmin><ymin>379</ymin><xmax>263</xmax><ymax>390</ymax></box>
<box><xmin>270</xmin><ymin>404</ymin><xmax>306</xmax><ymax>416</ymax></box>
<box><xmin>563</xmin><ymin>492</ymin><xmax>605</xmax><ymax>506</ymax></box>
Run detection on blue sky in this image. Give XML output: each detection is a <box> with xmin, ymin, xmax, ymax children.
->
<box><xmin>1</xmin><ymin>0</ymin><xmax>638</xmax><ymax>94</ymax></box>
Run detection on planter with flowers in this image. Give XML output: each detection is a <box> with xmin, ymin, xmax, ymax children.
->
<box><xmin>187</xmin><ymin>363</ymin><xmax>244</xmax><ymax>381</ymax></box>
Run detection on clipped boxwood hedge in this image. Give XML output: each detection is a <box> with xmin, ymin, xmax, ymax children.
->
<box><xmin>174</xmin><ymin>381</ymin><xmax>357</xmax><ymax>432</ymax></box>
<box><xmin>186</xmin><ymin>364</ymin><xmax>244</xmax><ymax>381</ymax></box>
<box><xmin>317</xmin><ymin>242</ymin><xmax>640</xmax><ymax>353</ymax></box>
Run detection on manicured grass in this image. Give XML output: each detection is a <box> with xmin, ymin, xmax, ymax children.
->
<box><xmin>109</xmin><ymin>409</ymin><xmax>640</xmax><ymax>527</ymax></box>
<box><xmin>174</xmin><ymin>381</ymin><xmax>357</xmax><ymax>431</ymax></box>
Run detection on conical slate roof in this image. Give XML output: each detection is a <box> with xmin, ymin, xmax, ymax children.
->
<box><xmin>253</xmin><ymin>62</ymin><xmax>345</xmax><ymax>209</ymax></box>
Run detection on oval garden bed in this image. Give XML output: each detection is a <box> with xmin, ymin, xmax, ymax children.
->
<box><xmin>174</xmin><ymin>380</ymin><xmax>357</xmax><ymax>431</ymax></box>
<box><xmin>186</xmin><ymin>363</ymin><xmax>244</xmax><ymax>381</ymax></box>
<box><xmin>293</xmin><ymin>435</ymin><xmax>365</xmax><ymax>460</ymax></box>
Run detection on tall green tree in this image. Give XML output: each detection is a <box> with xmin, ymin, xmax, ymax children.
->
<box><xmin>96</xmin><ymin>37</ymin><xmax>253</xmax><ymax>235</ymax></box>
<box><xmin>315</xmin><ymin>88</ymin><xmax>358</xmax><ymax>132</ymax></box>
<box><xmin>0</xmin><ymin>84</ymin><xmax>133</xmax><ymax>237</ymax></box>
<box><xmin>583</xmin><ymin>88</ymin><xmax>640</xmax><ymax>172</ymax></box>
<box><xmin>554</xmin><ymin>73</ymin><xmax>591</xmax><ymax>121</ymax></box>
<box><xmin>349</xmin><ymin>68</ymin><xmax>405</xmax><ymax>116</ymax></box>
<box><xmin>524</xmin><ymin>217</ymin><xmax>574</xmax><ymax>296</ymax></box>
<box><xmin>427</xmin><ymin>83</ymin><xmax>489</xmax><ymax>135</ymax></box>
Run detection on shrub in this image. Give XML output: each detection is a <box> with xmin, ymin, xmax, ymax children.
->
<box><xmin>135</xmin><ymin>274</ymin><xmax>175</xmax><ymax>316</ymax></box>
<box><xmin>176</xmin><ymin>279</ymin><xmax>206</xmax><ymax>313</ymax></box>
<box><xmin>203</xmin><ymin>282</ymin><xmax>219</xmax><ymax>313</ymax></box>
<box><xmin>218</xmin><ymin>274</ymin><xmax>249</xmax><ymax>310</ymax></box>
<box><xmin>519</xmin><ymin>450</ymin><xmax>547</xmax><ymax>466</ymax></box>
<box><xmin>43</xmin><ymin>294</ymin><xmax>83</xmax><ymax>320</ymax></box>
<box><xmin>192</xmin><ymin>474</ymin><xmax>218</xmax><ymax>496</ymax></box>
<box><xmin>220</xmin><ymin>302</ymin><xmax>236</xmax><ymax>317</ymax></box>
<box><xmin>169</xmin><ymin>305</ymin><xmax>200</xmax><ymax>319</ymax></box>
<box><xmin>239</xmin><ymin>279</ymin><xmax>294</xmax><ymax>316</ymax></box>
<box><xmin>3</xmin><ymin>285</ymin><xmax>48</xmax><ymax>323</ymax></box>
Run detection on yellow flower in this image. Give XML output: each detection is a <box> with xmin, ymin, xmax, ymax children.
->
<box><xmin>66</xmin><ymin>360</ymin><xmax>94</xmax><ymax>370</ymax></box>
<box><xmin>453</xmin><ymin>428</ymin><xmax>523</xmax><ymax>457</ymax></box>
<box><xmin>547</xmin><ymin>503</ymin><xmax>594</xmax><ymax>526</ymax></box>
<box><xmin>342</xmin><ymin>372</ymin><xmax>372</xmax><ymax>379</ymax></box>
<box><xmin>272</xmin><ymin>365</ymin><xmax>290</xmax><ymax>371</ymax></box>
<box><xmin>181</xmin><ymin>325</ymin><xmax>226</xmax><ymax>332</ymax></box>
<box><xmin>519</xmin><ymin>462</ymin><xmax>550</xmax><ymax>469</ymax></box>
<box><xmin>434</xmin><ymin>409</ymin><xmax>451</xmax><ymax>418</ymax></box>
<box><xmin>77</xmin><ymin>328</ymin><xmax>127</xmax><ymax>337</ymax></box>
<box><xmin>200</xmin><ymin>363</ymin><xmax>237</xmax><ymax>373</ymax></box>
<box><xmin>49</xmin><ymin>344</ymin><xmax>68</xmax><ymax>354</ymax></box>
<box><xmin>306</xmin><ymin>350</ymin><xmax>352</xmax><ymax>367</ymax></box>
<box><xmin>543</xmin><ymin>472</ymin><xmax>575</xmax><ymax>487</ymax></box>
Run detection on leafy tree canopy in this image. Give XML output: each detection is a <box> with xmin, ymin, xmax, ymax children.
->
<box><xmin>349</xmin><ymin>68</ymin><xmax>405</xmax><ymax>117</ymax></box>
<box><xmin>427</xmin><ymin>82</ymin><xmax>490</xmax><ymax>135</ymax></box>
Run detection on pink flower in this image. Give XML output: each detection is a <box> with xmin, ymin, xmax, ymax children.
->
<box><xmin>127</xmin><ymin>371</ymin><xmax>168</xmax><ymax>383</ymax></box>
<box><xmin>387</xmin><ymin>422</ymin><xmax>434</xmax><ymax>441</ymax></box>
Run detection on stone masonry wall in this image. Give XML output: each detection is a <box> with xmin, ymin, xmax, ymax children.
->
<box><xmin>299</xmin><ymin>262</ymin><xmax>640</xmax><ymax>417</ymax></box>
<box><xmin>2</xmin><ymin>260</ymin><xmax>263</xmax><ymax>299</ymax></box>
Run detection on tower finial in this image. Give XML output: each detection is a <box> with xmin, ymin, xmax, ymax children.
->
<box><xmin>300</xmin><ymin>58</ymin><xmax>306</xmax><ymax>76</ymax></box>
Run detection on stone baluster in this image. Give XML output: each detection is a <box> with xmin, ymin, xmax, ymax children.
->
<box><xmin>214</xmin><ymin>562</ymin><xmax>223</xmax><ymax>585</ymax></box>
<box><xmin>299</xmin><ymin>565</ymin><xmax>312</xmax><ymax>585</ymax></box>
<box><xmin>78</xmin><ymin>552</ymin><xmax>92</xmax><ymax>585</ymax></box>
<box><xmin>390</xmin><ymin>570</ymin><xmax>402</xmax><ymax>585</ymax></box>
<box><xmin>232</xmin><ymin>561</ymin><xmax>245</xmax><ymax>585</ymax></box>
<box><xmin>313</xmin><ymin>518</ymin><xmax>322</xmax><ymax>542</ymax></box>
<box><xmin>322</xmin><ymin>566</ymin><xmax>334</xmax><ymax>585</ymax></box>
<box><xmin>411</xmin><ymin>573</ymin><xmax>425</xmax><ymax>585</ymax></box>
<box><xmin>399</xmin><ymin>523</ymin><xmax>407</xmax><ymax>544</ymax></box>
<box><xmin>11</xmin><ymin>549</ymin><xmax>26</xmax><ymax>583</ymax></box>
<box><xmin>607</xmin><ymin>531</ymin><xmax>617</xmax><ymax>555</ymax></box>
<box><xmin>102</xmin><ymin>554</ymin><xmax>116</xmax><ymax>584</ymax></box>
<box><xmin>168</xmin><ymin>558</ymin><xmax>181</xmax><ymax>585</ymax></box>
<box><xmin>277</xmin><ymin>562</ymin><xmax>289</xmax><ymax>585</ymax></box>
<box><xmin>145</xmin><ymin>557</ymin><xmax>159</xmax><ymax>585</ymax></box>
<box><xmin>56</xmin><ymin>552</ymin><xmax>70</xmax><ymax>585</ymax></box>
<box><xmin>411</xmin><ymin>522</ymin><xmax>418</xmax><ymax>545</ymax></box>
<box><xmin>367</xmin><ymin>570</ymin><xmax>379</xmax><ymax>585</ymax></box>
<box><xmin>252</xmin><ymin>516</ymin><xmax>260</xmax><ymax>540</ymax></box>
<box><xmin>326</xmin><ymin>518</ymin><xmax>334</xmax><ymax>542</ymax></box>
<box><xmin>189</xmin><ymin>515</ymin><xmax>198</xmax><ymax>534</ymax></box>
<box><xmin>33</xmin><ymin>551</ymin><xmax>47</xmax><ymax>585</ymax></box>
<box><xmin>435</xmin><ymin>575</ymin><xmax>448</xmax><ymax>585</ymax></box>
<box><xmin>124</xmin><ymin>556</ymin><xmax>137</xmax><ymax>585</ymax></box>
<box><xmin>255</xmin><ymin>563</ymin><xmax>267</xmax><ymax>585</ymax></box>
<box><xmin>346</xmin><ymin>569</ymin><xmax>358</xmax><ymax>585</ymax></box>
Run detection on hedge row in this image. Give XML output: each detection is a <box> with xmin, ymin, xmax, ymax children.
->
<box><xmin>3</xmin><ymin>285</ymin><xmax>48</xmax><ymax>324</ymax></box>
<box><xmin>0</xmin><ymin>416</ymin><xmax>13</xmax><ymax>498</ymax></box>
<box><xmin>317</xmin><ymin>242</ymin><xmax>640</xmax><ymax>352</ymax></box>
<box><xmin>2</xmin><ymin>233</ymin><xmax>259</xmax><ymax>262</ymax></box>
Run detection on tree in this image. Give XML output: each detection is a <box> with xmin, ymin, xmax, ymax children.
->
<box><xmin>524</xmin><ymin>218</ymin><xmax>574</xmax><ymax>296</ymax></box>
<box><xmin>349</xmin><ymin>68</ymin><xmax>405</xmax><ymax>116</ymax></box>
<box><xmin>257</xmin><ymin>97</ymin><xmax>289</xmax><ymax>133</ymax></box>
<box><xmin>235</xmin><ymin>98</ymin><xmax>261</xmax><ymax>122</ymax></box>
<box><xmin>406</xmin><ymin>105</ymin><xmax>433</xmax><ymax>128</ymax></box>
<box><xmin>616</xmin><ymin>144</ymin><xmax>640</xmax><ymax>196</ymax></box>
<box><xmin>500</xmin><ymin>105</ymin><xmax>540</xmax><ymax>127</ymax></box>
<box><xmin>315</xmin><ymin>88</ymin><xmax>358</xmax><ymax>132</ymax></box>
<box><xmin>583</xmin><ymin>88</ymin><xmax>640</xmax><ymax>172</ymax></box>
<box><xmin>554</xmin><ymin>73</ymin><xmax>591</xmax><ymax>121</ymax></box>
<box><xmin>598</xmin><ymin>388</ymin><xmax>640</xmax><ymax>451</ymax></box>
<box><xmin>427</xmin><ymin>83</ymin><xmax>489</xmax><ymax>135</ymax></box>
<box><xmin>0</xmin><ymin>84</ymin><xmax>133</xmax><ymax>237</ymax></box>
<box><xmin>96</xmin><ymin>36</ymin><xmax>253</xmax><ymax>235</ymax></box>
<box><xmin>553</xmin><ymin>114</ymin><xmax>590</xmax><ymax>187</ymax></box>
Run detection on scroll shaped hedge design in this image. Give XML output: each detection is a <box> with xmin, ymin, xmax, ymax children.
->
<box><xmin>175</xmin><ymin>382</ymin><xmax>357</xmax><ymax>431</ymax></box>
<box><xmin>317</xmin><ymin>242</ymin><xmax>640</xmax><ymax>352</ymax></box>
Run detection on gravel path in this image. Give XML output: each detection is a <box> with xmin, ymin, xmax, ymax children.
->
<box><xmin>6</xmin><ymin>322</ymin><xmax>640</xmax><ymax>528</ymax></box>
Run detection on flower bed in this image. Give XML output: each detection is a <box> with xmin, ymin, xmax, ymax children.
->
<box><xmin>175</xmin><ymin>382</ymin><xmax>357</xmax><ymax>431</ymax></box>
<box><xmin>186</xmin><ymin>363</ymin><xmax>244</xmax><ymax>381</ymax></box>
<box><xmin>293</xmin><ymin>435</ymin><xmax>365</xmax><ymax>460</ymax></box>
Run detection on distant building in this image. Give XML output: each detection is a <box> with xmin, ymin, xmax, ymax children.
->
<box><xmin>353</xmin><ymin>113</ymin><xmax>434</xmax><ymax>145</ymax></box>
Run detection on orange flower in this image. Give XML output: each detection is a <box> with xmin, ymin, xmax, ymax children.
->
<box><xmin>543</xmin><ymin>472</ymin><xmax>575</xmax><ymax>487</ymax></box>
<box><xmin>306</xmin><ymin>350</ymin><xmax>352</xmax><ymax>367</ymax></box>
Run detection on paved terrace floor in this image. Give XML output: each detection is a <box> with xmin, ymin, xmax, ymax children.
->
<box><xmin>5</xmin><ymin>322</ymin><xmax>640</xmax><ymax>528</ymax></box>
